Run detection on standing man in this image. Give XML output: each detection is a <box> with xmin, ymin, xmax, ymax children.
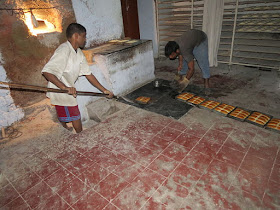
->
<box><xmin>165</xmin><ymin>29</ymin><xmax>210</xmax><ymax>93</ymax></box>
<box><xmin>42</xmin><ymin>23</ymin><xmax>113</xmax><ymax>133</ymax></box>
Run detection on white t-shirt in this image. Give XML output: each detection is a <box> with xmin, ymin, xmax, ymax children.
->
<box><xmin>42</xmin><ymin>41</ymin><xmax>91</xmax><ymax>106</ymax></box>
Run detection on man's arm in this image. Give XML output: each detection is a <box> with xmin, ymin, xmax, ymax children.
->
<box><xmin>178</xmin><ymin>55</ymin><xmax>183</xmax><ymax>72</ymax></box>
<box><xmin>186</xmin><ymin>60</ymin><xmax>195</xmax><ymax>80</ymax></box>
<box><xmin>85</xmin><ymin>74</ymin><xmax>113</xmax><ymax>98</ymax></box>
<box><xmin>42</xmin><ymin>72</ymin><xmax>77</xmax><ymax>97</ymax></box>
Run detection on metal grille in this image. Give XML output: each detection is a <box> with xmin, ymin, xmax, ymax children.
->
<box><xmin>218</xmin><ymin>0</ymin><xmax>280</xmax><ymax>70</ymax></box>
<box><xmin>156</xmin><ymin>0</ymin><xmax>204</xmax><ymax>58</ymax></box>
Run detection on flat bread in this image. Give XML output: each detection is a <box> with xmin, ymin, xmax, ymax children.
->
<box><xmin>135</xmin><ymin>96</ymin><xmax>151</xmax><ymax>104</ymax></box>
<box><xmin>187</xmin><ymin>96</ymin><xmax>205</xmax><ymax>105</ymax></box>
<box><xmin>247</xmin><ymin>111</ymin><xmax>270</xmax><ymax>126</ymax></box>
<box><xmin>214</xmin><ymin>103</ymin><xmax>235</xmax><ymax>115</ymax></box>
<box><xmin>200</xmin><ymin>100</ymin><xmax>220</xmax><ymax>110</ymax></box>
<box><xmin>229</xmin><ymin>108</ymin><xmax>250</xmax><ymax>120</ymax></box>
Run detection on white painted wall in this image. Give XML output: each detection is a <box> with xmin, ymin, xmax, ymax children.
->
<box><xmin>0</xmin><ymin>53</ymin><xmax>24</xmax><ymax>128</ymax></box>
<box><xmin>77</xmin><ymin>41</ymin><xmax>155</xmax><ymax>122</ymax></box>
<box><xmin>138</xmin><ymin>0</ymin><xmax>158</xmax><ymax>58</ymax></box>
<box><xmin>71</xmin><ymin>0</ymin><xmax>124</xmax><ymax>46</ymax></box>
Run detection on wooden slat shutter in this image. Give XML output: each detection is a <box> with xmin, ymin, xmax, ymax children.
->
<box><xmin>218</xmin><ymin>0</ymin><xmax>280</xmax><ymax>70</ymax></box>
<box><xmin>156</xmin><ymin>0</ymin><xmax>204</xmax><ymax>58</ymax></box>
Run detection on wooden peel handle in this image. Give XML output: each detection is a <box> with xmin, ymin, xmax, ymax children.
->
<box><xmin>0</xmin><ymin>81</ymin><xmax>109</xmax><ymax>97</ymax></box>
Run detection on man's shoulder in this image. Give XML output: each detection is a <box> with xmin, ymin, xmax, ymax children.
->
<box><xmin>55</xmin><ymin>41</ymin><xmax>71</xmax><ymax>53</ymax></box>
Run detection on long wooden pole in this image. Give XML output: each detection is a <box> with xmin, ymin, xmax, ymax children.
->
<box><xmin>0</xmin><ymin>81</ymin><xmax>109</xmax><ymax>97</ymax></box>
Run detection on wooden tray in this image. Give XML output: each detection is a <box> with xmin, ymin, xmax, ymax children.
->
<box><xmin>213</xmin><ymin>103</ymin><xmax>236</xmax><ymax>116</ymax></box>
<box><xmin>228</xmin><ymin>107</ymin><xmax>251</xmax><ymax>122</ymax></box>
<box><xmin>246</xmin><ymin>111</ymin><xmax>272</xmax><ymax>127</ymax></box>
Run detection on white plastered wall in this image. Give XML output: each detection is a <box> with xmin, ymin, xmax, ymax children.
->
<box><xmin>137</xmin><ymin>0</ymin><xmax>158</xmax><ymax>58</ymax></box>
<box><xmin>71</xmin><ymin>0</ymin><xmax>124</xmax><ymax>46</ymax></box>
<box><xmin>0</xmin><ymin>52</ymin><xmax>24</xmax><ymax>128</ymax></box>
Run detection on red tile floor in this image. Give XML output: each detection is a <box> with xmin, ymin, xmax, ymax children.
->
<box><xmin>0</xmin><ymin>106</ymin><xmax>280</xmax><ymax>209</ymax></box>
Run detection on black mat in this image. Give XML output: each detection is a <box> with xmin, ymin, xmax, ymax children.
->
<box><xmin>118</xmin><ymin>79</ymin><xmax>193</xmax><ymax>119</ymax></box>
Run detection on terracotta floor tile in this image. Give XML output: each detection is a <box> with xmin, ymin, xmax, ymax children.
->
<box><xmin>128</xmin><ymin>146</ymin><xmax>160</xmax><ymax>167</ymax></box>
<box><xmin>227</xmin><ymin>186</ymin><xmax>263</xmax><ymax>209</ymax></box>
<box><xmin>0</xmin><ymin>174</ymin><xmax>10</xmax><ymax>190</ymax></box>
<box><xmin>2</xmin><ymin>160</ymin><xmax>31</xmax><ymax>183</ymax></box>
<box><xmin>140</xmin><ymin>122</ymin><xmax>165</xmax><ymax>134</ymax></box>
<box><xmin>275</xmin><ymin>150</ymin><xmax>280</xmax><ymax>166</ymax></box>
<box><xmin>54</xmin><ymin>150</ymin><xmax>81</xmax><ymax>166</ymax></box>
<box><xmin>156</xmin><ymin>127</ymin><xmax>182</xmax><ymax>142</ymax></box>
<box><xmin>112</xmin><ymin>184</ymin><xmax>150</xmax><ymax>209</ymax></box>
<box><xmin>130</xmin><ymin>168</ymin><xmax>166</xmax><ymax>196</ymax></box>
<box><xmin>151</xmin><ymin>179</ymin><xmax>189</xmax><ymax>209</ymax></box>
<box><xmin>11</xmin><ymin>171</ymin><xmax>41</xmax><ymax>194</ymax></box>
<box><xmin>0</xmin><ymin>183</ymin><xmax>20</xmax><ymax>207</ymax></box>
<box><xmin>77</xmin><ymin>162</ymin><xmax>109</xmax><ymax>188</ymax></box>
<box><xmin>169</xmin><ymin>163</ymin><xmax>202</xmax><ymax>189</ymax></box>
<box><xmin>140</xmin><ymin>115</ymin><xmax>173</xmax><ymax>127</ymax></box>
<box><xmin>35</xmin><ymin>194</ymin><xmax>71</xmax><ymax>210</ymax></box>
<box><xmin>57</xmin><ymin>177</ymin><xmax>90</xmax><ymax>205</ymax></box>
<box><xmin>33</xmin><ymin>160</ymin><xmax>61</xmax><ymax>179</ymax></box>
<box><xmin>22</xmin><ymin>181</ymin><xmax>55</xmax><ymax>209</ymax></box>
<box><xmin>72</xmin><ymin>190</ymin><xmax>109</xmax><ymax>210</ymax></box>
<box><xmin>118</xmin><ymin>130</ymin><xmax>148</xmax><ymax>146</ymax></box>
<box><xmin>240</xmin><ymin>153</ymin><xmax>274</xmax><ymax>177</ymax></box>
<box><xmin>183</xmin><ymin>122</ymin><xmax>209</xmax><ymax>138</ymax></box>
<box><xmin>248</xmin><ymin>143</ymin><xmax>278</xmax><ymax>161</ymax></box>
<box><xmin>212</xmin><ymin>121</ymin><xmax>236</xmax><ymax>133</ymax></box>
<box><xmin>200</xmin><ymin>159</ymin><xmax>238</xmax><ymax>191</ymax></box>
<box><xmin>231</xmin><ymin>169</ymin><xmax>268</xmax><ymax>199</ymax></box>
<box><xmin>270</xmin><ymin>163</ymin><xmax>280</xmax><ymax>183</ymax></box>
<box><xmin>215</xmin><ymin>145</ymin><xmax>246</xmax><ymax>167</ymax></box>
<box><xmin>95</xmin><ymin>173</ymin><xmax>129</xmax><ymax>201</ymax></box>
<box><xmin>223</xmin><ymin>129</ymin><xmax>254</xmax><ymax>152</ymax></box>
<box><xmin>174</xmin><ymin>132</ymin><xmax>200</xmax><ymax>150</ymax></box>
<box><xmin>180</xmin><ymin>185</ymin><xmax>220</xmax><ymax>209</ymax></box>
<box><xmin>1</xmin><ymin>196</ymin><xmax>30</xmax><ymax>210</ymax></box>
<box><xmin>103</xmin><ymin>203</ymin><xmax>120</xmax><ymax>210</ymax></box>
<box><xmin>182</xmin><ymin>150</ymin><xmax>213</xmax><ymax>173</ymax></box>
<box><xmin>87</xmin><ymin>148</ymin><xmax>126</xmax><ymax>172</ymax></box>
<box><xmin>63</xmin><ymin>154</ymin><xmax>94</xmax><ymax>176</ymax></box>
<box><xmin>162</xmin><ymin>142</ymin><xmax>189</xmax><ymax>162</ymax></box>
<box><xmin>193</xmin><ymin>140</ymin><xmax>222</xmax><ymax>158</ymax></box>
<box><xmin>113</xmin><ymin>159</ymin><xmax>145</xmax><ymax>183</ymax></box>
<box><xmin>144</xmin><ymin>136</ymin><xmax>171</xmax><ymax>153</ymax></box>
<box><xmin>168</xmin><ymin>121</ymin><xmax>188</xmax><ymax>131</ymax></box>
<box><xmin>262</xmin><ymin>180</ymin><xmax>280</xmax><ymax>210</ymax></box>
<box><xmin>140</xmin><ymin>198</ymin><xmax>167</xmax><ymax>210</ymax></box>
<box><xmin>201</xmin><ymin>128</ymin><xmax>229</xmax><ymax>144</ymax></box>
<box><xmin>148</xmin><ymin>154</ymin><xmax>179</xmax><ymax>177</ymax></box>
<box><xmin>44</xmin><ymin>168</ymin><xmax>75</xmax><ymax>192</ymax></box>
<box><xmin>23</xmin><ymin>151</ymin><xmax>50</xmax><ymax>170</ymax></box>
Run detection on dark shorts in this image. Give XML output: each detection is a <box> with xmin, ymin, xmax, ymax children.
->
<box><xmin>55</xmin><ymin>105</ymin><xmax>81</xmax><ymax>122</ymax></box>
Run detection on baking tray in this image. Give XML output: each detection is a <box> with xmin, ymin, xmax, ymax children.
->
<box><xmin>213</xmin><ymin>103</ymin><xmax>236</xmax><ymax>116</ymax></box>
<box><xmin>176</xmin><ymin>92</ymin><xmax>195</xmax><ymax>103</ymax></box>
<box><xmin>265</xmin><ymin>118</ymin><xmax>280</xmax><ymax>134</ymax></box>
<box><xmin>187</xmin><ymin>96</ymin><xmax>206</xmax><ymax>105</ymax></box>
<box><xmin>199</xmin><ymin>100</ymin><xmax>221</xmax><ymax>111</ymax></box>
<box><xmin>245</xmin><ymin>111</ymin><xmax>272</xmax><ymax>128</ymax></box>
<box><xmin>227</xmin><ymin>107</ymin><xmax>251</xmax><ymax>122</ymax></box>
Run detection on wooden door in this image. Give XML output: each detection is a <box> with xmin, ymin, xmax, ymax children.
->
<box><xmin>121</xmin><ymin>0</ymin><xmax>140</xmax><ymax>39</ymax></box>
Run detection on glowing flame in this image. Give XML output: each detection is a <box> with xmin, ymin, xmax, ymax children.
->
<box><xmin>23</xmin><ymin>12</ymin><xmax>57</xmax><ymax>36</ymax></box>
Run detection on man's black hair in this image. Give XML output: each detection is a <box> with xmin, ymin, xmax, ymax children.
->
<box><xmin>66</xmin><ymin>23</ymin><xmax>86</xmax><ymax>39</ymax></box>
<box><xmin>165</xmin><ymin>41</ymin><xmax>179</xmax><ymax>57</ymax></box>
